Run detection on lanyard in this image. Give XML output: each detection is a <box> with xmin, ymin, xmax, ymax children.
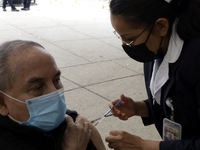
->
<box><xmin>166</xmin><ymin>98</ymin><xmax>174</xmax><ymax>121</ymax></box>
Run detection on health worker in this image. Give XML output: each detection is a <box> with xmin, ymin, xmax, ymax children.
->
<box><xmin>105</xmin><ymin>0</ymin><xmax>200</xmax><ymax>150</ymax></box>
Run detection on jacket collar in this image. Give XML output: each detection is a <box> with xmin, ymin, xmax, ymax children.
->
<box><xmin>0</xmin><ymin>114</ymin><xmax>67</xmax><ymax>139</ymax></box>
<box><xmin>150</xmin><ymin>20</ymin><xmax>184</xmax><ymax>105</ymax></box>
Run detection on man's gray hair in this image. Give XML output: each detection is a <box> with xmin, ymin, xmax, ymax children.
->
<box><xmin>0</xmin><ymin>40</ymin><xmax>45</xmax><ymax>92</ymax></box>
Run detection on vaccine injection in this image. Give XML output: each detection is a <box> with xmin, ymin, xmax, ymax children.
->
<box><xmin>94</xmin><ymin>99</ymin><xmax>123</xmax><ymax>126</ymax></box>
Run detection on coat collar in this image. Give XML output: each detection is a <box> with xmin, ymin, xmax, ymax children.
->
<box><xmin>150</xmin><ymin>20</ymin><xmax>184</xmax><ymax>105</ymax></box>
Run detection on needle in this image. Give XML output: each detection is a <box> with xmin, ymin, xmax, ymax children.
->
<box><xmin>94</xmin><ymin>99</ymin><xmax>123</xmax><ymax>126</ymax></box>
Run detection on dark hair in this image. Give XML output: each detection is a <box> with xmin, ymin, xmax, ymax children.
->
<box><xmin>110</xmin><ymin>0</ymin><xmax>200</xmax><ymax>41</ymax></box>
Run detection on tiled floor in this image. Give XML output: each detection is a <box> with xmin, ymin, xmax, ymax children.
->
<box><xmin>0</xmin><ymin>0</ymin><xmax>162</xmax><ymax>149</ymax></box>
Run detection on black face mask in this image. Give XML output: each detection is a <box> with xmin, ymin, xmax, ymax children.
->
<box><xmin>122</xmin><ymin>27</ymin><xmax>164</xmax><ymax>63</ymax></box>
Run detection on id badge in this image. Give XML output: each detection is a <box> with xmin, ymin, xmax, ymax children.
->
<box><xmin>163</xmin><ymin>118</ymin><xmax>182</xmax><ymax>141</ymax></box>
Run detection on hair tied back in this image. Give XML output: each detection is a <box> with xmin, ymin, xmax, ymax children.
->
<box><xmin>165</xmin><ymin>0</ymin><xmax>190</xmax><ymax>15</ymax></box>
<box><xmin>164</xmin><ymin>0</ymin><xmax>171</xmax><ymax>3</ymax></box>
<box><xmin>164</xmin><ymin>0</ymin><xmax>189</xmax><ymax>7</ymax></box>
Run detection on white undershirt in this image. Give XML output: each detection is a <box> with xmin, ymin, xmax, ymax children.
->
<box><xmin>150</xmin><ymin>20</ymin><xmax>184</xmax><ymax>105</ymax></box>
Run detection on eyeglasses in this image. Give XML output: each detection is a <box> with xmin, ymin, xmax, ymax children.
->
<box><xmin>113</xmin><ymin>31</ymin><xmax>134</xmax><ymax>47</ymax></box>
<box><xmin>113</xmin><ymin>26</ymin><xmax>150</xmax><ymax>47</ymax></box>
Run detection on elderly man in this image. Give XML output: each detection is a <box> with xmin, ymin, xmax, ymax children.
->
<box><xmin>0</xmin><ymin>40</ymin><xmax>106</xmax><ymax>150</ymax></box>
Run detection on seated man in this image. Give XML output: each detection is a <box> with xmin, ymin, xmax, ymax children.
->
<box><xmin>0</xmin><ymin>40</ymin><xmax>106</xmax><ymax>150</ymax></box>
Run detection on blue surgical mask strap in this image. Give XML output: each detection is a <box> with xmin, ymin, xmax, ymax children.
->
<box><xmin>8</xmin><ymin>114</ymin><xmax>22</xmax><ymax>123</ymax></box>
<box><xmin>0</xmin><ymin>91</ymin><xmax>26</xmax><ymax>123</ymax></box>
<box><xmin>0</xmin><ymin>91</ymin><xmax>26</xmax><ymax>104</ymax></box>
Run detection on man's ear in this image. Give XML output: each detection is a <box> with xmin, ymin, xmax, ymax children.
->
<box><xmin>0</xmin><ymin>94</ymin><xmax>9</xmax><ymax>116</ymax></box>
<box><xmin>155</xmin><ymin>18</ymin><xmax>169</xmax><ymax>37</ymax></box>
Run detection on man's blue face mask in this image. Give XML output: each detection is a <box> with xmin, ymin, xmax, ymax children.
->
<box><xmin>0</xmin><ymin>88</ymin><xmax>67</xmax><ymax>132</ymax></box>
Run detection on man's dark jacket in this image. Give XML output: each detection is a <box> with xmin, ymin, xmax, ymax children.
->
<box><xmin>0</xmin><ymin>109</ymin><xmax>96</xmax><ymax>150</ymax></box>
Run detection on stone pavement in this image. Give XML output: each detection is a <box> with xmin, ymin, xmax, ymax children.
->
<box><xmin>0</xmin><ymin>0</ymin><xmax>162</xmax><ymax>149</ymax></box>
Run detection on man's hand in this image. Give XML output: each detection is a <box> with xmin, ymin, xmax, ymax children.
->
<box><xmin>61</xmin><ymin>115</ymin><xmax>92</xmax><ymax>150</ymax></box>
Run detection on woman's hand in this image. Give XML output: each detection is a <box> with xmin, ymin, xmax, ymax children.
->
<box><xmin>61</xmin><ymin>115</ymin><xmax>92</xmax><ymax>150</ymax></box>
<box><xmin>109</xmin><ymin>94</ymin><xmax>136</xmax><ymax>120</ymax></box>
<box><xmin>106</xmin><ymin>130</ymin><xmax>143</xmax><ymax>150</ymax></box>
<box><xmin>105</xmin><ymin>130</ymin><xmax>160</xmax><ymax>150</ymax></box>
